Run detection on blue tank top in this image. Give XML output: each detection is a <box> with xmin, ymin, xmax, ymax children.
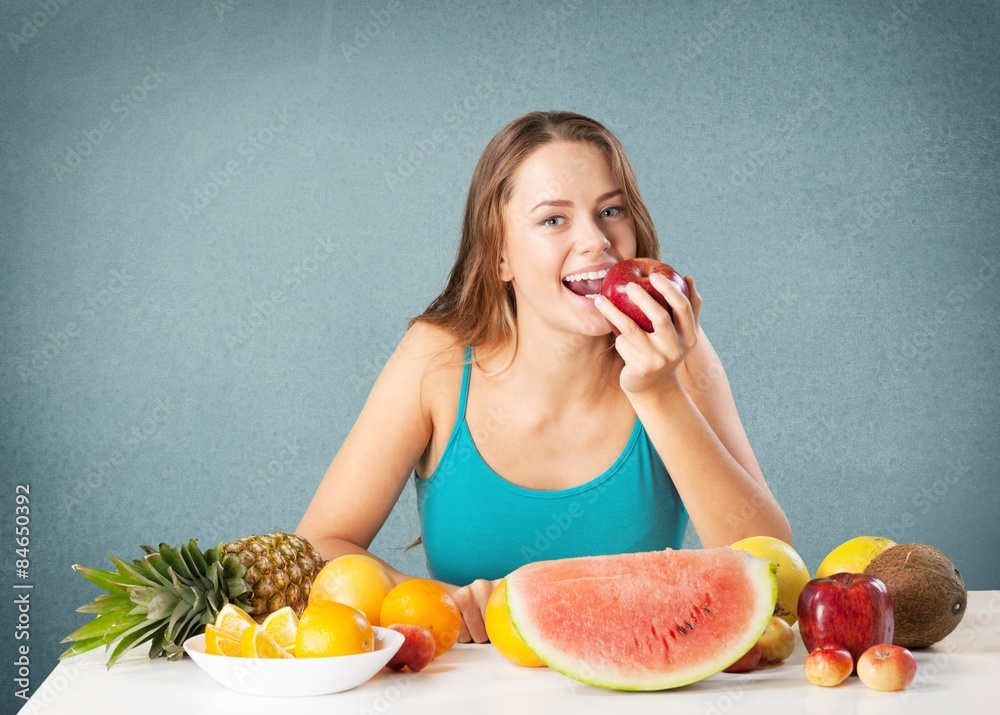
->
<box><xmin>414</xmin><ymin>346</ymin><xmax>688</xmax><ymax>586</ymax></box>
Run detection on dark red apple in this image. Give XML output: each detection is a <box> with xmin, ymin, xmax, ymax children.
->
<box><xmin>385</xmin><ymin>623</ymin><xmax>435</xmax><ymax>672</ymax></box>
<box><xmin>600</xmin><ymin>258</ymin><xmax>689</xmax><ymax>334</ymax></box>
<box><xmin>797</xmin><ymin>573</ymin><xmax>895</xmax><ymax>669</ymax></box>
<box><xmin>722</xmin><ymin>641</ymin><xmax>762</xmax><ymax>673</ymax></box>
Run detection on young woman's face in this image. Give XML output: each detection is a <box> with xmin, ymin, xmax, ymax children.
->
<box><xmin>501</xmin><ymin>141</ymin><xmax>636</xmax><ymax>337</ymax></box>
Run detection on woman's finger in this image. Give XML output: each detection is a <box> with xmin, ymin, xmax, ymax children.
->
<box><xmin>649</xmin><ymin>273</ymin><xmax>697</xmax><ymax>346</ymax></box>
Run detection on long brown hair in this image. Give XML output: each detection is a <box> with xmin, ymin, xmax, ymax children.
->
<box><xmin>411</xmin><ymin>111</ymin><xmax>661</xmax><ymax>363</ymax></box>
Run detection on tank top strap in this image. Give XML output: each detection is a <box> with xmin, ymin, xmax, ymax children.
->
<box><xmin>456</xmin><ymin>345</ymin><xmax>473</xmax><ymax>420</ymax></box>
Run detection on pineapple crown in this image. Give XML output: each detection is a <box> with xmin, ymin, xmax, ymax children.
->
<box><xmin>61</xmin><ymin>539</ymin><xmax>251</xmax><ymax>667</ymax></box>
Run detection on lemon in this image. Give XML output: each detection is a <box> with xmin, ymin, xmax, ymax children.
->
<box><xmin>730</xmin><ymin>536</ymin><xmax>811</xmax><ymax>625</ymax></box>
<box><xmin>241</xmin><ymin>624</ymin><xmax>293</xmax><ymax>658</ymax></box>
<box><xmin>214</xmin><ymin>603</ymin><xmax>256</xmax><ymax>633</ymax></box>
<box><xmin>262</xmin><ymin>606</ymin><xmax>298</xmax><ymax>650</ymax></box>
<box><xmin>816</xmin><ymin>536</ymin><xmax>896</xmax><ymax>578</ymax></box>
<box><xmin>309</xmin><ymin>554</ymin><xmax>396</xmax><ymax>627</ymax></box>
<box><xmin>484</xmin><ymin>580</ymin><xmax>545</xmax><ymax>667</ymax></box>
<box><xmin>295</xmin><ymin>601</ymin><xmax>374</xmax><ymax>658</ymax></box>
<box><xmin>205</xmin><ymin>624</ymin><xmax>243</xmax><ymax>656</ymax></box>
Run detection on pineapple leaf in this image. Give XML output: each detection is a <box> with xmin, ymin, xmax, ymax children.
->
<box><xmin>110</xmin><ymin>555</ymin><xmax>158</xmax><ymax>587</ymax></box>
<box><xmin>160</xmin><ymin>545</ymin><xmax>194</xmax><ymax>582</ymax></box>
<box><xmin>225</xmin><ymin>577</ymin><xmax>249</xmax><ymax>598</ymax></box>
<box><xmin>169</xmin><ymin>604</ymin><xmax>206</xmax><ymax>648</ymax></box>
<box><xmin>76</xmin><ymin>593</ymin><xmax>130</xmax><ymax>614</ymax></box>
<box><xmin>72</xmin><ymin>565</ymin><xmax>131</xmax><ymax>593</ymax></box>
<box><xmin>181</xmin><ymin>540</ymin><xmax>210</xmax><ymax>579</ymax></box>
<box><xmin>59</xmin><ymin>630</ymin><xmax>124</xmax><ymax>659</ymax></box>
<box><xmin>163</xmin><ymin>597</ymin><xmax>195</xmax><ymax>644</ymax></box>
<box><xmin>129</xmin><ymin>586</ymin><xmax>157</xmax><ymax>607</ymax></box>
<box><xmin>63</xmin><ymin>612</ymin><xmax>146</xmax><ymax>644</ymax></box>
<box><xmin>106</xmin><ymin>621</ymin><xmax>161</xmax><ymax>668</ymax></box>
<box><xmin>142</xmin><ymin>552</ymin><xmax>172</xmax><ymax>582</ymax></box>
<box><xmin>147</xmin><ymin>591</ymin><xmax>180</xmax><ymax>620</ymax></box>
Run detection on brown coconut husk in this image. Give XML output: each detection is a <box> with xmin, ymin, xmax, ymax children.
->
<box><xmin>864</xmin><ymin>543</ymin><xmax>967</xmax><ymax>649</ymax></box>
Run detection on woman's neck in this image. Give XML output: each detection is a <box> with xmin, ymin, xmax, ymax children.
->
<box><xmin>480</xmin><ymin>325</ymin><xmax>622</xmax><ymax>413</ymax></box>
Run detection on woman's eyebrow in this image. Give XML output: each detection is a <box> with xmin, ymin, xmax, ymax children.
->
<box><xmin>531</xmin><ymin>188</ymin><xmax>624</xmax><ymax>212</ymax></box>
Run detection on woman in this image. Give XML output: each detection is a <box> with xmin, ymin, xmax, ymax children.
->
<box><xmin>297</xmin><ymin>111</ymin><xmax>791</xmax><ymax>644</ymax></box>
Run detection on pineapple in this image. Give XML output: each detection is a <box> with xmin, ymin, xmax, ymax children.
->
<box><xmin>61</xmin><ymin>531</ymin><xmax>325</xmax><ymax>667</ymax></box>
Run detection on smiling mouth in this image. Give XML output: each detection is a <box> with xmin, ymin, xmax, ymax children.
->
<box><xmin>562</xmin><ymin>268</ymin><xmax>608</xmax><ymax>298</ymax></box>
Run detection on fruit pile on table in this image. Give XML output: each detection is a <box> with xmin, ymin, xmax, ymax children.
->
<box><xmin>62</xmin><ymin>531</ymin><xmax>966</xmax><ymax>695</ymax></box>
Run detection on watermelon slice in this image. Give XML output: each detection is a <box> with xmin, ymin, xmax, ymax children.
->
<box><xmin>505</xmin><ymin>548</ymin><xmax>777</xmax><ymax>690</ymax></box>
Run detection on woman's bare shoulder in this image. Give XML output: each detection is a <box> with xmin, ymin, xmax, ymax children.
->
<box><xmin>393</xmin><ymin>320</ymin><xmax>466</xmax><ymax>372</ymax></box>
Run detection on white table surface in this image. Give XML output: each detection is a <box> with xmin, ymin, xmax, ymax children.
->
<box><xmin>22</xmin><ymin>591</ymin><xmax>1000</xmax><ymax>714</ymax></box>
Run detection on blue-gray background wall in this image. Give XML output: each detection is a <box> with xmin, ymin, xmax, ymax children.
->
<box><xmin>2</xmin><ymin>0</ymin><xmax>998</xmax><ymax>707</ymax></box>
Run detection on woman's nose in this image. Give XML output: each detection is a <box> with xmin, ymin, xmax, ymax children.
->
<box><xmin>575</xmin><ymin>217</ymin><xmax>610</xmax><ymax>253</ymax></box>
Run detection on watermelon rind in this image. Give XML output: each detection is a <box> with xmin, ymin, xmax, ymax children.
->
<box><xmin>505</xmin><ymin>548</ymin><xmax>778</xmax><ymax>691</ymax></box>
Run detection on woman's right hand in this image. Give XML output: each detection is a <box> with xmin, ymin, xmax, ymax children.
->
<box><xmin>449</xmin><ymin>578</ymin><xmax>500</xmax><ymax>644</ymax></box>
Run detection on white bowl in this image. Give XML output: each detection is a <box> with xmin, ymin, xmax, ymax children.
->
<box><xmin>183</xmin><ymin>626</ymin><xmax>404</xmax><ymax>697</ymax></box>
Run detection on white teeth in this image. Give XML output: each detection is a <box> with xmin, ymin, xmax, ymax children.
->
<box><xmin>584</xmin><ymin>294</ymin><xmax>599</xmax><ymax>299</ymax></box>
<box><xmin>563</xmin><ymin>268</ymin><xmax>609</xmax><ymax>283</ymax></box>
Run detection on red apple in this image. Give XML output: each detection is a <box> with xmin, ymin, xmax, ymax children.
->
<box><xmin>857</xmin><ymin>644</ymin><xmax>917</xmax><ymax>691</ymax></box>
<box><xmin>797</xmin><ymin>573</ymin><xmax>894</xmax><ymax>668</ymax></box>
<box><xmin>600</xmin><ymin>258</ymin><xmax>689</xmax><ymax>334</ymax></box>
<box><xmin>723</xmin><ymin>641</ymin><xmax>762</xmax><ymax>673</ymax></box>
<box><xmin>804</xmin><ymin>644</ymin><xmax>853</xmax><ymax>687</ymax></box>
<box><xmin>385</xmin><ymin>624</ymin><xmax>435</xmax><ymax>672</ymax></box>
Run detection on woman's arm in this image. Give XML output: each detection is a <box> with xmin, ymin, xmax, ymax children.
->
<box><xmin>634</xmin><ymin>325</ymin><xmax>792</xmax><ymax>547</ymax></box>
<box><xmin>295</xmin><ymin>322</ymin><xmax>447</xmax><ymax>584</ymax></box>
<box><xmin>596</xmin><ymin>275</ymin><xmax>792</xmax><ymax>548</ymax></box>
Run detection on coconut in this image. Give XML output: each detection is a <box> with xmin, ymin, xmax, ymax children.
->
<box><xmin>863</xmin><ymin>543</ymin><xmax>967</xmax><ymax>648</ymax></box>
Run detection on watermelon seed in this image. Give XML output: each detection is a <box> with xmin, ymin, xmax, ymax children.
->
<box><xmin>677</xmin><ymin>624</ymin><xmax>687</xmax><ymax>635</ymax></box>
<box><xmin>685</xmin><ymin>621</ymin><xmax>694</xmax><ymax>631</ymax></box>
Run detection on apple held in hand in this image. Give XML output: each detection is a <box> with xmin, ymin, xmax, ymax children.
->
<box><xmin>856</xmin><ymin>644</ymin><xmax>917</xmax><ymax>691</ymax></box>
<box><xmin>600</xmin><ymin>258</ymin><xmax>689</xmax><ymax>334</ymax></box>
<box><xmin>798</xmin><ymin>573</ymin><xmax>894</xmax><ymax>667</ymax></box>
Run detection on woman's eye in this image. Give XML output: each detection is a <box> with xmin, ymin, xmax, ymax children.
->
<box><xmin>541</xmin><ymin>215</ymin><xmax>566</xmax><ymax>227</ymax></box>
<box><xmin>600</xmin><ymin>205</ymin><xmax>626</xmax><ymax>219</ymax></box>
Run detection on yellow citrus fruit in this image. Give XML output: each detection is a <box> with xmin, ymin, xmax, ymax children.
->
<box><xmin>262</xmin><ymin>606</ymin><xmax>298</xmax><ymax>650</ymax></box>
<box><xmin>309</xmin><ymin>554</ymin><xmax>396</xmax><ymax>627</ymax></box>
<box><xmin>295</xmin><ymin>601</ymin><xmax>374</xmax><ymax>658</ymax></box>
<box><xmin>816</xmin><ymin>536</ymin><xmax>896</xmax><ymax>578</ymax></box>
<box><xmin>484</xmin><ymin>580</ymin><xmax>545</xmax><ymax>667</ymax></box>
<box><xmin>380</xmin><ymin>578</ymin><xmax>462</xmax><ymax>657</ymax></box>
<box><xmin>240</xmin><ymin>624</ymin><xmax>293</xmax><ymax>658</ymax></box>
<box><xmin>204</xmin><ymin>624</ymin><xmax>243</xmax><ymax>656</ymax></box>
<box><xmin>214</xmin><ymin>603</ymin><xmax>256</xmax><ymax>633</ymax></box>
<box><xmin>730</xmin><ymin>536</ymin><xmax>811</xmax><ymax>625</ymax></box>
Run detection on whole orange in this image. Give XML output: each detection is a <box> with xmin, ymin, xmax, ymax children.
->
<box><xmin>484</xmin><ymin>580</ymin><xmax>545</xmax><ymax>667</ymax></box>
<box><xmin>309</xmin><ymin>554</ymin><xmax>396</xmax><ymax>627</ymax></box>
<box><xmin>295</xmin><ymin>600</ymin><xmax>373</xmax><ymax>658</ymax></box>
<box><xmin>380</xmin><ymin>578</ymin><xmax>462</xmax><ymax>657</ymax></box>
